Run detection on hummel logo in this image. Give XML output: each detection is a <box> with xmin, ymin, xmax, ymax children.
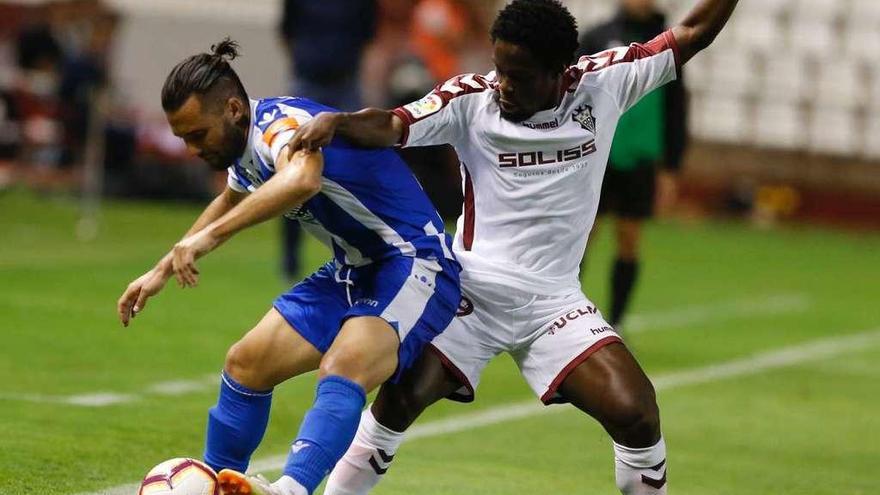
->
<box><xmin>368</xmin><ymin>449</ymin><xmax>395</xmax><ymax>475</ymax></box>
<box><xmin>641</xmin><ymin>459</ymin><xmax>667</xmax><ymax>489</ymax></box>
<box><xmin>291</xmin><ymin>441</ymin><xmax>310</xmax><ymax>454</ymax></box>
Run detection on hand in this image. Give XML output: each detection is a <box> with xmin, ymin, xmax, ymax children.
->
<box><xmin>117</xmin><ymin>265</ymin><xmax>171</xmax><ymax>327</ymax></box>
<box><xmin>288</xmin><ymin>112</ymin><xmax>340</xmax><ymax>154</ymax></box>
<box><xmin>171</xmin><ymin>229</ymin><xmax>221</xmax><ymax>288</ymax></box>
<box><xmin>655</xmin><ymin>170</ymin><xmax>679</xmax><ymax>217</ymax></box>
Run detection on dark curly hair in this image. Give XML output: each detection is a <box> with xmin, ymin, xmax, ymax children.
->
<box><xmin>490</xmin><ymin>0</ymin><xmax>579</xmax><ymax>73</ymax></box>
<box><xmin>161</xmin><ymin>37</ymin><xmax>248</xmax><ymax>112</ymax></box>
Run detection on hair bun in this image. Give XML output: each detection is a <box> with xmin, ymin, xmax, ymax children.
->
<box><xmin>211</xmin><ymin>37</ymin><xmax>240</xmax><ymax>61</ymax></box>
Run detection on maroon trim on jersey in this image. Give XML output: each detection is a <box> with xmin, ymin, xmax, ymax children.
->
<box><xmin>391</xmin><ymin>107</ymin><xmax>411</xmax><ymax>146</ymax></box>
<box><xmin>562</xmin><ymin>29</ymin><xmax>681</xmax><ymax>92</ymax></box>
<box><xmin>392</xmin><ymin>73</ymin><xmax>495</xmax><ymax>143</ymax></box>
<box><xmin>660</xmin><ymin>30</ymin><xmax>682</xmax><ymax>73</ymax></box>
<box><xmin>539</xmin><ymin>335</ymin><xmax>623</xmax><ymax>405</ymax></box>
<box><xmin>462</xmin><ymin>164</ymin><xmax>475</xmax><ymax>251</ymax></box>
<box><xmin>427</xmin><ymin>344</ymin><xmax>475</xmax><ymax>403</ymax></box>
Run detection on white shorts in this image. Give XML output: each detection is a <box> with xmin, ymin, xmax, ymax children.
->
<box><xmin>429</xmin><ymin>278</ymin><xmax>622</xmax><ymax>405</ymax></box>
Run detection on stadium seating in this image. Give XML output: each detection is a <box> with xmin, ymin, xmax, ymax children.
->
<box><xmin>579</xmin><ymin>0</ymin><xmax>880</xmax><ymax>158</ymax></box>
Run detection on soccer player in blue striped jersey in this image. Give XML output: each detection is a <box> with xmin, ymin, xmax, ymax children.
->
<box><xmin>116</xmin><ymin>39</ymin><xmax>460</xmax><ymax>495</ymax></box>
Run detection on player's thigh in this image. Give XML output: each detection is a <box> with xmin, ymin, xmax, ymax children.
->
<box><xmin>319</xmin><ymin>316</ymin><xmax>400</xmax><ymax>392</ymax></box>
<box><xmin>226</xmin><ymin>307</ymin><xmax>323</xmax><ymax>390</ymax></box>
<box><xmin>428</xmin><ymin>285</ymin><xmax>509</xmax><ymax>402</ymax></box>
<box><xmin>558</xmin><ymin>342</ymin><xmax>656</xmax><ymax>420</ymax></box>
<box><xmin>559</xmin><ymin>343</ymin><xmax>660</xmax><ymax>446</ymax></box>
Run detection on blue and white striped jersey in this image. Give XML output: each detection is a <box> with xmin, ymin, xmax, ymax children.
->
<box><xmin>227</xmin><ymin>97</ymin><xmax>456</xmax><ymax>268</ymax></box>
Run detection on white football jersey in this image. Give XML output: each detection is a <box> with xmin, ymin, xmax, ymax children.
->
<box><xmin>392</xmin><ymin>31</ymin><xmax>681</xmax><ymax>296</ymax></box>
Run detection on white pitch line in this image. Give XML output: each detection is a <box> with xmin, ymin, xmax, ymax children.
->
<box><xmin>2</xmin><ymin>293</ymin><xmax>808</xmax><ymax>408</ymax></box>
<box><xmin>75</xmin><ymin>328</ymin><xmax>880</xmax><ymax>495</ymax></box>
<box><xmin>625</xmin><ymin>293</ymin><xmax>810</xmax><ymax>333</ymax></box>
<box><xmin>0</xmin><ymin>375</ymin><xmax>218</xmax><ymax>408</ymax></box>
<box><xmin>0</xmin><ymin>392</ymin><xmax>138</xmax><ymax>407</ymax></box>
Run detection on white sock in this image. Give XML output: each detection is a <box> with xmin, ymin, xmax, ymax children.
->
<box><xmin>323</xmin><ymin>406</ymin><xmax>406</xmax><ymax>495</ymax></box>
<box><xmin>613</xmin><ymin>437</ymin><xmax>668</xmax><ymax>495</ymax></box>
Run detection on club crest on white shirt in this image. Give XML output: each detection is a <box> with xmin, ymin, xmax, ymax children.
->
<box><xmin>572</xmin><ymin>104</ymin><xmax>597</xmax><ymax>134</ymax></box>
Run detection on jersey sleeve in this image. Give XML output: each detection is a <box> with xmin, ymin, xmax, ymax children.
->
<box><xmin>573</xmin><ymin>30</ymin><xmax>681</xmax><ymax>113</ymax></box>
<box><xmin>391</xmin><ymin>73</ymin><xmax>493</xmax><ymax>147</ymax></box>
<box><xmin>253</xmin><ymin>101</ymin><xmax>315</xmax><ymax>166</ymax></box>
<box><xmin>226</xmin><ymin>166</ymin><xmax>249</xmax><ymax>193</ymax></box>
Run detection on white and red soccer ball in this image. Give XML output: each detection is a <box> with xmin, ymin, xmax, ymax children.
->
<box><xmin>139</xmin><ymin>458</ymin><xmax>219</xmax><ymax>495</ymax></box>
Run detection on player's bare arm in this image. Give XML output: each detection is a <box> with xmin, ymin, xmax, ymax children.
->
<box><xmin>672</xmin><ymin>0</ymin><xmax>738</xmax><ymax>63</ymax></box>
<box><xmin>117</xmin><ymin>185</ymin><xmax>246</xmax><ymax>326</ymax></box>
<box><xmin>288</xmin><ymin>108</ymin><xmax>404</xmax><ymax>153</ymax></box>
<box><xmin>171</xmin><ymin>149</ymin><xmax>324</xmax><ymax>288</ymax></box>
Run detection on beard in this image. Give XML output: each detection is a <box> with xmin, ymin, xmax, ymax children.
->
<box><xmin>205</xmin><ymin>117</ymin><xmax>248</xmax><ymax>170</ymax></box>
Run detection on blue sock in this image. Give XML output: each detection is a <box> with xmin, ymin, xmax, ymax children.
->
<box><xmin>283</xmin><ymin>375</ymin><xmax>366</xmax><ymax>494</ymax></box>
<box><xmin>203</xmin><ymin>370</ymin><xmax>273</xmax><ymax>473</ymax></box>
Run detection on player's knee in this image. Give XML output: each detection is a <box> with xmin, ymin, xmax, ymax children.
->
<box><xmin>617</xmin><ymin>236</ymin><xmax>640</xmax><ymax>260</ymax></box>
<box><xmin>223</xmin><ymin>340</ymin><xmax>267</xmax><ymax>390</ymax></box>
<box><xmin>372</xmin><ymin>385</ymin><xmax>432</xmax><ymax>432</ymax></box>
<box><xmin>319</xmin><ymin>345</ymin><xmax>388</xmax><ymax>388</ymax></box>
<box><xmin>616</xmin><ymin>223</ymin><xmax>642</xmax><ymax>260</ymax></box>
<box><xmin>604</xmin><ymin>383</ymin><xmax>660</xmax><ymax>443</ymax></box>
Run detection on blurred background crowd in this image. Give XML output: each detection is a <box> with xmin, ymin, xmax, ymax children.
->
<box><xmin>1</xmin><ymin>0</ymin><xmax>878</xmax><ymax>236</ymax></box>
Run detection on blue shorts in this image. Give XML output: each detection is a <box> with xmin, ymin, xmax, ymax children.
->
<box><xmin>273</xmin><ymin>256</ymin><xmax>461</xmax><ymax>383</ymax></box>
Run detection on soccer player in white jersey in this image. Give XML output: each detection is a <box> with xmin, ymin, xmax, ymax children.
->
<box><xmin>116</xmin><ymin>40</ymin><xmax>461</xmax><ymax>495</ymax></box>
<box><xmin>289</xmin><ymin>0</ymin><xmax>738</xmax><ymax>493</ymax></box>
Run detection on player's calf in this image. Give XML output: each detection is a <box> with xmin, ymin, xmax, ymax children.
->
<box><xmin>275</xmin><ymin>317</ymin><xmax>399</xmax><ymax>495</ymax></box>
<box><xmin>205</xmin><ymin>310</ymin><xmax>323</xmax><ymax>474</ymax></box>
<box><xmin>559</xmin><ymin>343</ymin><xmax>666</xmax><ymax>494</ymax></box>
<box><xmin>324</xmin><ymin>350</ymin><xmax>462</xmax><ymax>495</ymax></box>
<box><xmin>603</xmin><ymin>395</ymin><xmax>666</xmax><ymax>495</ymax></box>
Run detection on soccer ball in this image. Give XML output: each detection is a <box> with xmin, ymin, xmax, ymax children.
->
<box><xmin>139</xmin><ymin>458</ymin><xmax>219</xmax><ymax>495</ymax></box>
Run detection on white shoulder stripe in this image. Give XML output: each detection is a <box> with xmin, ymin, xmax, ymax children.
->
<box><xmin>320</xmin><ymin>178</ymin><xmax>416</xmax><ymax>256</ymax></box>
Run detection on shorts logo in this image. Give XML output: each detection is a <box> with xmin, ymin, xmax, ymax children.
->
<box><xmin>590</xmin><ymin>325</ymin><xmax>613</xmax><ymax>336</ymax></box>
<box><xmin>547</xmin><ymin>305</ymin><xmax>597</xmax><ymax>334</ymax></box>
<box><xmin>456</xmin><ymin>296</ymin><xmax>474</xmax><ymax>317</ymax></box>
<box><xmin>355</xmin><ymin>298</ymin><xmax>379</xmax><ymax>307</ymax></box>
<box><xmin>404</xmin><ymin>94</ymin><xmax>443</xmax><ymax>119</ymax></box>
<box><xmin>572</xmin><ymin>104</ymin><xmax>597</xmax><ymax>134</ymax></box>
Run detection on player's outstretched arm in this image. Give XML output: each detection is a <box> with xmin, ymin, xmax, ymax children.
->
<box><xmin>288</xmin><ymin>108</ymin><xmax>405</xmax><ymax>152</ymax></box>
<box><xmin>671</xmin><ymin>0</ymin><xmax>738</xmax><ymax>64</ymax></box>
<box><xmin>170</xmin><ymin>149</ymin><xmax>324</xmax><ymax>288</ymax></box>
<box><xmin>116</xmin><ymin>187</ymin><xmax>246</xmax><ymax>327</ymax></box>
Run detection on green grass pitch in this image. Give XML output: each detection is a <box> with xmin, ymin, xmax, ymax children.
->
<box><xmin>1</xmin><ymin>188</ymin><xmax>878</xmax><ymax>494</ymax></box>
